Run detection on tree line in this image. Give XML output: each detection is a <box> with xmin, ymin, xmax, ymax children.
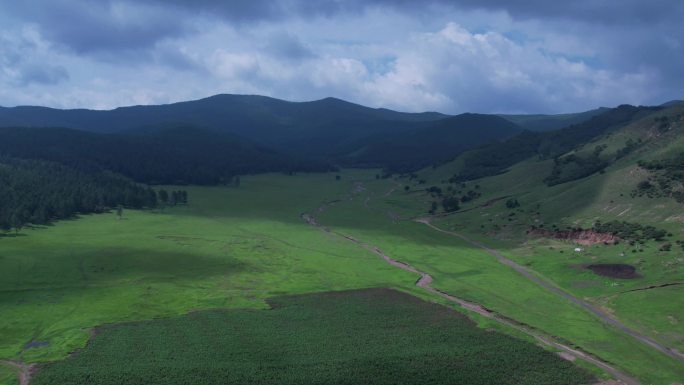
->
<box><xmin>0</xmin><ymin>124</ymin><xmax>335</xmax><ymax>233</ymax></box>
<box><xmin>157</xmin><ymin>189</ymin><xmax>189</xmax><ymax>206</ymax></box>
<box><xmin>0</xmin><ymin>156</ymin><xmax>189</xmax><ymax>233</ymax></box>
<box><xmin>0</xmin><ymin>156</ymin><xmax>151</xmax><ymax>232</ymax></box>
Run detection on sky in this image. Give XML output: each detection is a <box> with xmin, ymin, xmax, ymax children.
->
<box><xmin>0</xmin><ymin>0</ymin><xmax>682</xmax><ymax>114</ymax></box>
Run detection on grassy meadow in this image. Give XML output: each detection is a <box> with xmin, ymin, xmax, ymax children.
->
<box><xmin>316</xmin><ymin>178</ymin><xmax>684</xmax><ymax>384</ymax></box>
<box><xmin>411</xmin><ymin>127</ymin><xmax>684</xmax><ymax>356</ymax></box>
<box><xmin>348</xmin><ymin>105</ymin><xmax>684</xmax><ymax>383</ymax></box>
<box><xmin>0</xmin><ymin>367</ymin><xmax>14</xmax><ymax>385</ymax></box>
<box><xmin>0</xmin><ymin>171</ymin><xmax>416</xmax><ymax>365</ymax></box>
<box><xmin>1</xmin><ymin>165</ymin><xmax>683</xmax><ymax>384</ymax></box>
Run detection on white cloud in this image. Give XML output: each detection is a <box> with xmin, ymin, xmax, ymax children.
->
<box><xmin>343</xmin><ymin>22</ymin><xmax>657</xmax><ymax>113</ymax></box>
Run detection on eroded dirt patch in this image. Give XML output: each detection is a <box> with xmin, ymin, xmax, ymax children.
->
<box><xmin>529</xmin><ymin>228</ymin><xmax>618</xmax><ymax>245</ymax></box>
<box><xmin>586</xmin><ymin>264</ymin><xmax>639</xmax><ymax>279</ymax></box>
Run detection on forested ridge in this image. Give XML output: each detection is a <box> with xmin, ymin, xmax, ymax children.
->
<box><xmin>447</xmin><ymin>105</ymin><xmax>660</xmax><ymax>182</ymax></box>
<box><xmin>0</xmin><ymin>126</ymin><xmax>334</xmax><ymax>185</ymax></box>
<box><xmin>0</xmin><ymin>125</ymin><xmax>333</xmax><ymax>232</ymax></box>
<box><xmin>0</xmin><ymin>156</ymin><xmax>157</xmax><ymax>231</ymax></box>
<box><xmin>0</xmin><ymin>94</ymin><xmax>532</xmax><ymax>171</ymax></box>
<box><xmin>344</xmin><ymin>113</ymin><xmax>522</xmax><ymax>173</ymax></box>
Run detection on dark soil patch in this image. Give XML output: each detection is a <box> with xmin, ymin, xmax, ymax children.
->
<box><xmin>587</xmin><ymin>264</ymin><xmax>639</xmax><ymax>279</ymax></box>
<box><xmin>23</xmin><ymin>341</ymin><xmax>49</xmax><ymax>350</ymax></box>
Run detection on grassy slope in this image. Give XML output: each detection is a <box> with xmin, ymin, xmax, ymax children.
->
<box><xmin>506</xmin><ymin>107</ymin><xmax>684</xmax><ymax>354</ymax></box>
<box><xmin>432</xmin><ymin>105</ymin><xmax>684</xmax><ymax>349</ymax></box>
<box><xmin>32</xmin><ymin>289</ymin><xmax>592</xmax><ymax>385</ymax></box>
<box><xmin>315</xmin><ymin>177</ymin><xmax>684</xmax><ymax>384</ymax></box>
<box><xmin>369</xmin><ymin>104</ymin><xmax>684</xmax><ymax>382</ymax></box>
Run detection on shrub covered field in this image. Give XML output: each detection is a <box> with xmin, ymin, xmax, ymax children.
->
<box><xmin>32</xmin><ymin>289</ymin><xmax>593</xmax><ymax>385</ymax></box>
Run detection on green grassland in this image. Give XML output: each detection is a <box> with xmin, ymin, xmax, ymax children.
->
<box><xmin>1</xmin><ymin>169</ymin><xmax>604</xmax><ymax>385</ymax></box>
<box><xmin>315</xmin><ymin>180</ymin><xmax>684</xmax><ymax>384</ymax></box>
<box><xmin>422</xmin><ymin>105</ymin><xmax>684</xmax><ymax>353</ymax></box>
<box><xmin>31</xmin><ymin>288</ymin><xmax>592</xmax><ymax>385</ymax></box>
<box><xmin>365</xmin><ymin>104</ymin><xmax>684</xmax><ymax>382</ymax></box>
<box><xmin>0</xmin><ymin>171</ymin><xmax>419</xmax><ymax>365</ymax></box>
<box><xmin>2</xmin><ymin>165</ymin><xmax>682</xmax><ymax>384</ymax></box>
<box><xmin>0</xmin><ymin>366</ymin><xmax>15</xmax><ymax>385</ymax></box>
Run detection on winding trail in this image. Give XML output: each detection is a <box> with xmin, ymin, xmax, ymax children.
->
<box><xmin>1</xmin><ymin>360</ymin><xmax>34</xmax><ymax>385</ymax></box>
<box><xmin>415</xmin><ymin>217</ymin><xmax>684</xmax><ymax>363</ymax></box>
<box><xmin>301</xmin><ymin>186</ymin><xmax>640</xmax><ymax>385</ymax></box>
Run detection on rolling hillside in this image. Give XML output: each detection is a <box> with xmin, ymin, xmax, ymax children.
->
<box><xmin>435</xmin><ymin>105</ymin><xmax>661</xmax><ymax>183</ymax></box>
<box><xmin>0</xmin><ymin>95</ymin><xmax>524</xmax><ymax>170</ymax></box>
<box><xmin>0</xmin><ymin>95</ymin><xmax>446</xmax><ymax>135</ymax></box>
<box><xmin>402</xmin><ymin>103</ymin><xmax>684</xmax><ymax>370</ymax></box>
<box><xmin>0</xmin><ymin>95</ymin><xmax>445</xmax><ymax>158</ymax></box>
<box><xmin>415</xmin><ymin>102</ymin><xmax>683</xmax><ymax>228</ymax></box>
<box><xmin>342</xmin><ymin>113</ymin><xmax>522</xmax><ymax>172</ymax></box>
<box><xmin>5</xmin><ymin>95</ymin><xmax>667</xmax><ymax>174</ymax></box>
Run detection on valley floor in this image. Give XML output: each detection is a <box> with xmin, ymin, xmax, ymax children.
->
<box><xmin>1</xmin><ymin>170</ymin><xmax>683</xmax><ymax>384</ymax></box>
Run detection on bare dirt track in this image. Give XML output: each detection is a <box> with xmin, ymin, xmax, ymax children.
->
<box><xmin>301</xmin><ymin>186</ymin><xmax>641</xmax><ymax>385</ymax></box>
<box><xmin>1</xmin><ymin>360</ymin><xmax>35</xmax><ymax>385</ymax></box>
<box><xmin>415</xmin><ymin>217</ymin><xmax>684</xmax><ymax>364</ymax></box>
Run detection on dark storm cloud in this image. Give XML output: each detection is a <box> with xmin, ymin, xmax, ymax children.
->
<box><xmin>1</xmin><ymin>0</ymin><xmax>289</xmax><ymax>55</ymax></box>
<box><xmin>140</xmin><ymin>0</ymin><xmax>684</xmax><ymax>26</ymax></box>
<box><xmin>157</xmin><ymin>0</ymin><xmax>282</xmax><ymax>22</ymax></box>
<box><xmin>431</xmin><ymin>0</ymin><xmax>684</xmax><ymax>25</ymax></box>
<box><xmin>264</xmin><ymin>33</ymin><xmax>315</xmax><ymax>61</ymax></box>
<box><xmin>2</xmin><ymin>0</ymin><xmax>192</xmax><ymax>53</ymax></box>
<box><xmin>6</xmin><ymin>0</ymin><xmax>682</xmax><ymax>56</ymax></box>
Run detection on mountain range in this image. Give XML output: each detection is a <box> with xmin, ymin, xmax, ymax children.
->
<box><xmin>0</xmin><ymin>94</ymin><xmax>625</xmax><ymax>172</ymax></box>
<box><xmin>7</xmin><ymin>94</ymin><xmax>678</xmax><ymax>234</ymax></box>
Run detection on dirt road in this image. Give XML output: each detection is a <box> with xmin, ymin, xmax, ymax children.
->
<box><xmin>301</xmin><ymin>190</ymin><xmax>640</xmax><ymax>385</ymax></box>
<box><xmin>415</xmin><ymin>217</ymin><xmax>684</xmax><ymax>363</ymax></box>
